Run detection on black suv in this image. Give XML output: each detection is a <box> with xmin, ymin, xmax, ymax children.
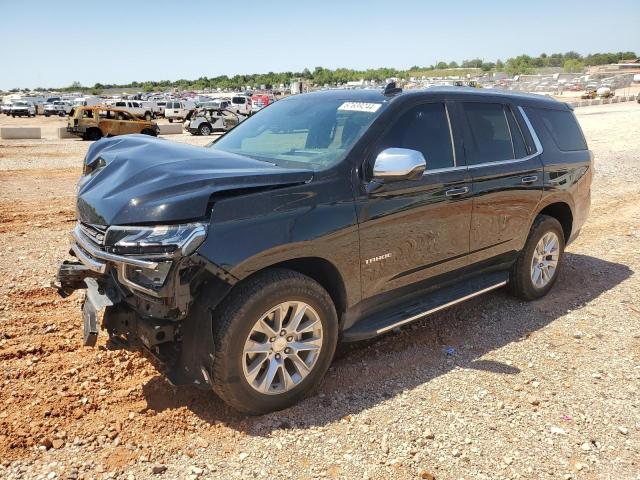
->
<box><xmin>56</xmin><ymin>86</ymin><xmax>592</xmax><ymax>414</ymax></box>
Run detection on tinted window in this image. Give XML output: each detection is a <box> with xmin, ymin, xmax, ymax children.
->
<box><xmin>530</xmin><ymin>107</ymin><xmax>587</xmax><ymax>151</ymax></box>
<box><xmin>505</xmin><ymin>107</ymin><xmax>528</xmax><ymax>158</ymax></box>
<box><xmin>378</xmin><ymin>103</ymin><xmax>454</xmax><ymax>170</ymax></box>
<box><xmin>232</xmin><ymin>97</ymin><xmax>246</xmax><ymax>104</ymax></box>
<box><xmin>462</xmin><ymin>103</ymin><xmax>514</xmax><ymax>164</ymax></box>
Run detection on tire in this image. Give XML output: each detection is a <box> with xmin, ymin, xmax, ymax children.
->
<box><xmin>144</xmin><ymin>111</ymin><xmax>152</xmax><ymax>121</ymax></box>
<box><xmin>141</xmin><ymin>128</ymin><xmax>156</xmax><ymax>137</ymax></box>
<box><xmin>209</xmin><ymin>268</ymin><xmax>338</xmax><ymax>415</ymax></box>
<box><xmin>44</xmin><ymin>113</ymin><xmax>50</xmax><ymax>117</ymax></box>
<box><xmin>509</xmin><ymin>215</ymin><xmax>565</xmax><ymax>300</ymax></box>
<box><xmin>168</xmin><ymin>118</ymin><xmax>173</xmax><ymax>123</ymax></box>
<box><xmin>85</xmin><ymin>128</ymin><xmax>102</xmax><ymax>141</ymax></box>
<box><xmin>198</xmin><ymin>123</ymin><xmax>212</xmax><ymax>136</ymax></box>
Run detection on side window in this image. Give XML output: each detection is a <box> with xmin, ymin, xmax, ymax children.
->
<box><xmin>462</xmin><ymin>102</ymin><xmax>514</xmax><ymax>164</ymax></box>
<box><xmin>528</xmin><ymin>107</ymin><xmax>587</xmax><ymax>151</ymax></box>
<box><xmin>505</xmin><ymin>107</ymin><xmax>528</xmax><ymax>158</ymax></box>
<box><xmin>378</xmin><ymin>103</ymin><xmax>454</xmax><ymax>171</ymax></box>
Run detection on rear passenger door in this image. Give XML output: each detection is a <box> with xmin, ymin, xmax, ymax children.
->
<box><xmin>459</xmin><ymin>101</ymin><xmax>544</xmax><ymax>265</ymax></box>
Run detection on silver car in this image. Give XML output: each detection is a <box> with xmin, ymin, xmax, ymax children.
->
<box><xmin>183</xmin><ymin>108</ymin><xmax>241</xmax><ymax>136</ymax></box>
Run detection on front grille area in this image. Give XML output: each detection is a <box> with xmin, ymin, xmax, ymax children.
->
<box><xmin>79</xmin><ymin>222</ymin><xmax>107</xmax><ymax>246</ymax></box>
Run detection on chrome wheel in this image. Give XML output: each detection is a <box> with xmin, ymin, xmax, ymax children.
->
<box><xmin>530</xmin><ymin>231</ymin><xmax>560</xmax><ymax>288</ymax></box>
<box><xmin>199</xmin><ymin>125</ymin><xmax>211</xmax><ymax>136</ymax></box>
<box><xmin>242</xmin><ymin>301</ymin><xmax>323</xmax><ymax>395</ymax></box>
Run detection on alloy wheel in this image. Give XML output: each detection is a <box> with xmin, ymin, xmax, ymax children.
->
<box><xmin>242</xmin><ymin>301</ymin><xmax>323</xmax><ymax>395</ymax></box>
<box><xmin>530</xmin><ymin>231</ymin><xmax>560</xmax><ymax>288</ymax></box>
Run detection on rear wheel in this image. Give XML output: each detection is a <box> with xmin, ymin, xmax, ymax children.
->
<box><xmin>167</xmin><ymin>118</ymin><xmax>173</xmax><ymax>123</ymax></box>
<box><xmin>141</xmin><ymin>128</ymin><xmax>156</xmax><ymax>137</ymax></box>
<box><xmin>509</xmin><ymin>215</ymin><xmax>565</xmax><ymax>300</ymax></box>
<box><xmin>210</xmin><ymin>269</ymin><xmax>338</xmax><ymax>414</ymax></box>
<box><xmin>198</xmin><ymin>123</ymin><xmax>212</xmax><ymax>136</ymax></box>
<box><xmin>144</xmin><ymin>111</ymin><xmax>152</xmax><ymax>121</ymax></box>
<box><xmin>85</xmin><ymin>128</ymin><xmax>102</xmax><ymax>141</ymax></box>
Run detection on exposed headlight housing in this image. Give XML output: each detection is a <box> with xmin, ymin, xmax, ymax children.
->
<box><xmin>105</xmin><ymin>223</ymin><xmax>208</xmax><ymax>256</ymax></box>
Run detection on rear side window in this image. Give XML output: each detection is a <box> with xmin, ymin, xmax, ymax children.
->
<box><xmin>529</xmin><ymin>107</ymin><xmax>587</xmax><ymax>151</ymax></box>
<box><xmin>232</xmin><ymin>97</ymin><xmax>246</xmax><ymax>104</ymax></box>
<box><xmin>378</xmin><ymin>102</ymin><xmax>454</xmax><ymax>170</ymax></box>
<box><xmin>461</xmin><ymin>103</ymin><xmax>515</xmax><ymax>164</ymax></box>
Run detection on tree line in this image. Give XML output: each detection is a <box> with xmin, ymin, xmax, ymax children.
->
<box><xmin>14</xmin><ymin>51</ymin><xmax>636</xmax><ymax>93</ymax></box>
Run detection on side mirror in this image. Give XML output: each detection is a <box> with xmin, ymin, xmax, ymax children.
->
<box><xmin>373</xmin><ymin>148</ymin><xmax>426</xmax><ymax>182</ymax></box>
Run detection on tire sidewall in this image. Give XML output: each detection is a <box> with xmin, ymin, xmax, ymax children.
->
<box><xmin>214</xmin><ymin>276</ymin><xmax>337</xmax><ymax>413</ymax></box>
<box><xmin>519</xmin><ymin>217</ymin><xmax>565</xmax><ymax>298</ymax></box>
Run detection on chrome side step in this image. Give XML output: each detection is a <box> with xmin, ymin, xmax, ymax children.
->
<box><xmin>375</xmin><ymin>281</ymin><xmax>506</xmax><ymax>335</ymax></box>
<box><xmin>342</xmin><ymin>271</ymin><xmax>509</xmax><ymax>342</ymax></box>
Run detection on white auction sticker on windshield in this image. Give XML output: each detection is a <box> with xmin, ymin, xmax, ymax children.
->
<box><xmin>338</xmin><ymin>102</ymin><xmax>382</xmax><ymax>113</ymax></box>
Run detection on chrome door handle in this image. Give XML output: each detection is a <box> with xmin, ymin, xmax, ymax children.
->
<box><xmin>521</xmin><ymin>175</ymin><xmax>538</xmax><ymax>184</ymax></box>
<box><xmin>445</xmin><ymin>186</ymin><xmax>469</xmax><ymax>197</ymax></box>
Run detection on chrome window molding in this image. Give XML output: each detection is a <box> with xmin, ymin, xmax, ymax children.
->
<box><xmin>444</xmin><ymin>104</ymin><xmax>457</xmax><ymax>167</ymax></box>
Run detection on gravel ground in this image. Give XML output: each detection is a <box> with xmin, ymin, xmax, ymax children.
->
<box><xmin>0</xmin><ymin>103</ymin><xmax>639</xmax><ymax>480</ymax></box>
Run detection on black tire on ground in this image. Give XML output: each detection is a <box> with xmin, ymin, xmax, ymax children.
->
<box><xmin>207</xmin><ymin>268</ymin><xmax>338</xmax><ymax>415</ymax></box>
<box><xmin>44</xmin><ymin>113</ymin><xmax>50</xmax><ymax>117</ymax></box>
<box><xmin>198</xmin><ymin>123</ymin><xmax>212</xmax><ymax>136</ymax></box>
<box><xmin>59</xmin><ymin>112</ymin><xmax>65</xmax><ymax>117</ymax></box>
<box><xmin>141</xmin><ymin>128</ymin><xmax>157</xmax><ymax>137</ymax></box>
<box><xmin>144</xmin><ymin>111</ymin><xmax>152</xmax><ymax>121</ymax></box>
<box><xmin>85</xmin><ymin>128</ymin><xmax>102</xmax><ymax>141</ymax></box>
<box><xmin>509</xmin><ymin>214</ymin><xmax>565</xmax><ymax>301</ymax></box>
<box><xmin>167</xmin><ymin>118</ymin><xmax>173</xmax><ymax>123</ymax></box>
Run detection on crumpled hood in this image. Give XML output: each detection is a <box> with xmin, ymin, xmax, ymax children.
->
<box><xmin>76</xmin><ymin>135</ymin><xmax>313</xmax><ymax>225</ymax></box>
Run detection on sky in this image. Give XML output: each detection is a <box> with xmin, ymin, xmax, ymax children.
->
<box><xmin>1</xmin><ymin>0</ymin><xmax>639</xmax><ymax>90</ymax></box>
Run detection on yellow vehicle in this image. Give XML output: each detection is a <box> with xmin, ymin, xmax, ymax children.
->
<box><xmin>581</xmin><ymin>89</ymin><xmax>597</xmax><ymax>100</ymax></box>
<box><xmin>67</xmin><ymin>106</ymin><xmax>160</xmax><ymax>141</ymax></box>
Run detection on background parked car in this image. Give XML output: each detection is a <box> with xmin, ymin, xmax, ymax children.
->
<box><xmin>67</xmin><ymin>106</ymin><xmax>159</xmax><ymax>141</ymax></box>
<box><xmin>112</xmin><ymin>100</ymin><xmax>154</xmax><ymax>120</ymax></box>
<box><xmin>250</xmin><ymin>93</ymin><xmax>275</xmax><ymax>113</ymax></box>
<box><xmin>183</xmin><ymin>108</ymin><xmax>240</xmax><ymax>135</ymax></box>
<box><xmin>231</xmin><ymin>95</ymin><xmax>252</xmax><ymax>115</ymax></box>
<box><xmin>44</xmin><ymin>101</ymin><xmax>72</xmax><ymax>117</ymax></box>
<box><xmin>164</xmin><ymin>100</ymin><xmax>196</xmax><ymax>122</ymax></box>
<box><xmin>1</xmin><ymin>102</ymin><xmax>13</xmax><ymax>115</ymax></box>
<box><xmin>10</xmin><ymin>101</ymin><xmax>36</xmax><ymax>117</ymax></box>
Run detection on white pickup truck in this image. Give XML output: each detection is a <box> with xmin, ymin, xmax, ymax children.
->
<box><xmin>44</xmin><ymin>101</ymin><xmax>73</xmax><ymax>117</ymax></box>
<box><xmin>111</xmin><ymin>100</ymin><xmax>155</xmax><ymax>120</ymax></box>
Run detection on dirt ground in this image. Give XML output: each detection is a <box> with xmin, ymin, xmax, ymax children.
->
<box><xmin>0</xmin><ymin>103</ymin><xmax>639</xmax><ymax>480</ymax></box>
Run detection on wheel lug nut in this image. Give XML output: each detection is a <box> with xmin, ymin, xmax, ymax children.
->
<box><xmin>284</xmin><ymin>347</ymin><xmax>291</xmax><ymax>354</ymax></box>
<box><xmin>286</xmin><ymin>336</ymin><xmax>293</xmax><ymax>342</ymax></box>
<box><xmin>280</xmin><ymin>329</ymin><xmax>287</xmax><ymax>336</ymax></box>
<box><xmin>275</xmin><ymin>353</ymin><xmax>281</xmax><ymax>360</ymax></box>
<box><xmin>269</xmin><ymin>337</ymin><xmax>276</xmax><ymax>342</ymax></box>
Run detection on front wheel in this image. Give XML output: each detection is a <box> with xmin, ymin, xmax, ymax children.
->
<box><xmin>509</xmin><ymin>215</ymin><xmax>565</xmax><ymax>300</ymax></box>
<box><xmin>167</xmin><ymin>118</ymin><xmax>173</xmax><ymax>123</ymax></box>
<box><xmin>209</xmin><ymin>269</ymin><xmax>338</xmax><ymax>414</ymax></box>
<box><xmin>198</xmin><ymin>123</ymin><xmax>212</xmax><ymax>136</ymax></box>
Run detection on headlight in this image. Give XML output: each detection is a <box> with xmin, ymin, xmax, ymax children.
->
<box><xmin>105</xmin><ymin>223</ymin><xmax>207</xmax><ymax>256</ymax></box>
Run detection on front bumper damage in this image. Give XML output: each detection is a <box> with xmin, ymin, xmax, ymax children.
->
<box><xmin>55</xmin><ymin>222</ymin><xmax>234</xmax><ymax>388</ymax></box>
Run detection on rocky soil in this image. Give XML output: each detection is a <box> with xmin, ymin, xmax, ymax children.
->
<box><xmin>0</xmin><ymin>103</ymin><xmax>638</xmax><ymax>479</ymax></box>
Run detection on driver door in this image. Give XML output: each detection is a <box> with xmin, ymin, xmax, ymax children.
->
<box><xmin>356</xmin><ymin>101</ymin><xmax>472</xmax><ymax>300</ymax></box>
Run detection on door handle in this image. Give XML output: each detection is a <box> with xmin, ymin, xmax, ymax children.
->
<box><xmin>445</xmin><ymin>186</ymin><xmax>469</xmax><ymax>198</ymax></box>
<box><xmin>521</xmin><ymin>175</ymin><xmax>538</xmax><ymax>184</ymax></box>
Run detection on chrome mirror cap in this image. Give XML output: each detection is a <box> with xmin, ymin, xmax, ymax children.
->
<box><xmin>373</xmin><ymin>148</ymin><xmax>426</xmax><ymax>182</ymax></box>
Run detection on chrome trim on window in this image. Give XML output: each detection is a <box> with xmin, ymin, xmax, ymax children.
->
<box><xmin>444</xmin><ymin>104</ymin><xmax>457</xmax><ymax>167</ymax></box>
<box><xmin>465</xmin><ymin>107</ymin><xmax>544</xmax><ymax>169</ymax></box>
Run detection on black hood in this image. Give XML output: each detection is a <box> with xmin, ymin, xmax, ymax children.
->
<box><xmin>76</xmin><ymin>135</ymin><xmax>313</xmax><ymax>225</ymax></box>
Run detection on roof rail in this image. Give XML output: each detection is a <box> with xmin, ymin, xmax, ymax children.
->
<box><xmin>383</xmin><ymin>81</ymin><xmax>402</xmax><ymax>96</ymax></box>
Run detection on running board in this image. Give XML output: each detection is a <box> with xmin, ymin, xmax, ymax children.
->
<box><xmin>342</xmin><ymin>271</ymin><xmax>508</xmax><ymax>342</ymax></box>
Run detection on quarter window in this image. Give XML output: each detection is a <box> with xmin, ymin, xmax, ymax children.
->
<box><xmin>528</xmin><ymin>107</ymin><xmax>587</xmax><ymax>151</ymax></box>
<box><xmin>462</xmin><ymin>103</ymin><xmax>515</xmax><ymax>164</ymax></box>
<box><xmin>378</xmin><ymin>103</ymin><xmax>454</xmax><ymax>170</ymax></box>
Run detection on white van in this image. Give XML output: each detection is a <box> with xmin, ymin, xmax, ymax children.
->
<box><xmin>231</xmin><ymin>95</ymin><xmax>252</xmax><ymax>115</ymax></box>
<box><xmin>164</xmin><ymin>100</ymin><xmax>196</xmax><ymax>122</ymax></box>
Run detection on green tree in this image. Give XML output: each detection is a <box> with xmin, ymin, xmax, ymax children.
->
<box><xmin>563</xmin><ymin>59</ymin><xmax>585</xmax><ymax>73</ymax></box>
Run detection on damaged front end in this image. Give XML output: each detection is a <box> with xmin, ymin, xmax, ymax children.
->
<box><xmin>55</xmin><ymin>221</ymin><xmax>234</xmax><ymax>388</ymax></box>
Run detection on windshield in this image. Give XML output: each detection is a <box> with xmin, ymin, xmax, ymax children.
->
<box><xmin>209</xmin><ymin>96</ymin><xmax>384</xmax><ymax>170</ymax></box>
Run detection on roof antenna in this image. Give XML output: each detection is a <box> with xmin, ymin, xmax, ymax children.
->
<box><xmin>383</xmin><ymin>81</ymin><xmax>402</xmax><ymax>95</ymax></box>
